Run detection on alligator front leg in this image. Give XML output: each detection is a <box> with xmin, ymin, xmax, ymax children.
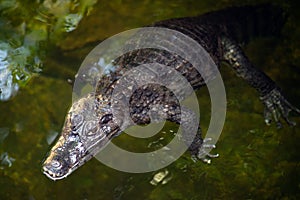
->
<box><xmin>222</xmin><ymin>36</ymin><xmax>300</xmax><ymax>127</ymax></box>
<box><xmin>130</xmin><ymin>85</ymin><xmax>219</xmax><ymax>163</ymax></box>
<box><xmin>169</xmin><ymin>106</ymin><xmax>219</xmax><ymax>163</ymax></box>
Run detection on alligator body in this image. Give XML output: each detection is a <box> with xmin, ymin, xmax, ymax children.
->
<box><xmin>42</xmin><ymin>4</ymin><xmax>299</xmax><ymax>180</ymax></box>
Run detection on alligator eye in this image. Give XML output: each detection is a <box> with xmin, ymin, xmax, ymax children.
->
<box><xmin>100</xmin><ymin>114</ymin><xmax>113</xmax><ymax>124</ymax></box>
<box><xmin>84</xmin><ymin>121</ymin><xmax>98</xmax><ymax>136</ymax></box>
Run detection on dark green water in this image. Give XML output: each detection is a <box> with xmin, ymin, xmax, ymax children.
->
<box><xmin>1</xmin><ymin>0</ymin><xmax>300</xmax><ymax>199</ymax></box>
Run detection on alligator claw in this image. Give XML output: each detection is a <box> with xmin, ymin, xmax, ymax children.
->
<box><xmin>191</xmin><ymin>138</ymin><xmax>219</xmax><ymax>164</ymax></box>
<box><xmin>260</xmin><ymin>88</ymin><xmax>300</xmax><ymax>128</ymax></box>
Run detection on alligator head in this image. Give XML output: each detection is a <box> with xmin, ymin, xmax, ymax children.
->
<box><xmin>42</xmin><ymin>93</ymin><xmax>121</xmax><ymax>180</ymax></box>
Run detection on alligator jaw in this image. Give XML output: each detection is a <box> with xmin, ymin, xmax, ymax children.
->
<box><xmin>42</xmin><ymin>165</ymin><xmax>73</xmax><ymax>181</ymax></box>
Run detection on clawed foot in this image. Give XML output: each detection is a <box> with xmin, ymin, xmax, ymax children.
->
<box><xmin>191</xmin><ymin>138</ymin><xmax>219</xmax><ymax>164</ymax></box>
<box><xmin>260</xmin><ymin>88</ymin><xmax>300</xmax><ymax>128</ymax></box>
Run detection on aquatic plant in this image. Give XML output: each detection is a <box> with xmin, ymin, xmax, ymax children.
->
<box><xmin>0</xmin><ymin>0</ymin><xmax>97</xmax><ymax>101</ymax></box>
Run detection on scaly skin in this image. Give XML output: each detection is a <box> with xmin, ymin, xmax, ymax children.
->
<box><xmin>42</xmin><ymin>4</ymin><xmax>299</xmax><ymax>180</ymax></box>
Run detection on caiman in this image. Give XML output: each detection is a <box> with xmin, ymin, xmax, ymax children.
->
<box><xmin>42</xmin><ymin>4</ymin><xmax>300</xmax><ymax>180</ymax></box>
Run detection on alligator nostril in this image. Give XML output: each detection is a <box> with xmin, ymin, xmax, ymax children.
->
<box><xmin>51</xmin><ymin>160</ymin><xmax>62</xmax><ymax>169</ymax></box>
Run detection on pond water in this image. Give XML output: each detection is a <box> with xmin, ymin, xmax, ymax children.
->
<box><xmin>0</xmin><ymin>0</ymin><xmax>300</xmax><ymax>199</ymax></box>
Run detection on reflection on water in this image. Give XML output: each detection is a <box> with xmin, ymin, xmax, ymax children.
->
<box><xmin>0</xmin><ymin>45</ymin><xmax>19</xmax><ymax>100</ymax></box>
<box><xmin>0</xmin><ymin>0</ymin><xmax>97</xmax><ymax>101</ymax></box>
<box><xmin>0</xmin><ymin>0</ymin><xmax>300</xmax><ymax>199</ymax></box>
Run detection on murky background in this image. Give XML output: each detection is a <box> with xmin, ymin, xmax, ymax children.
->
<box><xmin>0</xmin><ymin>0</ymin><xmax>300</xmax><ymax>199</ymax></box>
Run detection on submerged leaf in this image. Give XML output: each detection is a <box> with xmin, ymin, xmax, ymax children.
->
<box><xmin>0</xmin><ymin>152</ymin><xmax>15</xmax><ymax>168</ymax></box>
<box><xmin>0</xmin><ymin>127</ymin><xmax>9</xmax><ymax>143</ymax></box>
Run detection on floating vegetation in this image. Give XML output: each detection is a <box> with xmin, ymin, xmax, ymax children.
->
<box><xmin>0</xmin><ymin>152</ymin><xmax>15</xmax><ymax>169</ymax></box>
<box><xmin>0</xmin><ymin>0</ymin><xmax>98</xmax><ymax>101</ymax></box>
<box><xmin>150</xmin><ymin>169</ymin><xmax>171</xmax><ymax>186</ymax></box>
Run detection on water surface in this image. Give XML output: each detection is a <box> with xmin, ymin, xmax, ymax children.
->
<box><xmin>0</xmin><ymin>0</ymin><xmax>299</xmax><ymax>199</ymax></box>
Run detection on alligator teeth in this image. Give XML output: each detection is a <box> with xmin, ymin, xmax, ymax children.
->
<box><xmin>42</xmin><ymin>166</ymin><xmax>61</xmax><ymax>180</ymax></box>
<box><xmin>42</xmin><ymin>165</ymin><xmax>73</xmax><ymax>181</ymax></box>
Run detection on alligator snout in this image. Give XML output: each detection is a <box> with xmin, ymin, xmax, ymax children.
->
<box><xmin>43</xmin><ymin>157</ymin><xmax>71</xmax><ymax>180</ymax></box>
